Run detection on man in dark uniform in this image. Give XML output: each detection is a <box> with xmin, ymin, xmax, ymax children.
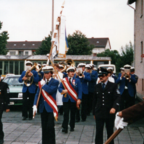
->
<box><xmin>58</xmin><ymin>67</ymin><xmax>82</xmax><ymax>133</ymax></box>
<box><xmin>0</xmin><ymin>75</ymin><xmax>10</xmax><ymax>144</ymax></box>
<box><xmin>19</xmin><ymin>61</ymin><xmax>39</xmax><ymax>120</ymax></box>
<box><xmin>33</xmin><ymin>66</ymin><xmax>59</xmax><ymax>144</ymax></box>
<box><xmin>93</xmin><ymin>68</ymin><xmax>120</xmax><ymax>144</ymax></box>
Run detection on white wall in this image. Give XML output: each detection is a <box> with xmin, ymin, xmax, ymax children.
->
<box><xmin>7</xmin><ymin>50</ymin><xmax>32</xmax><ymax>55</ymax></box>
<box><xmin>92</xmin><ymin>48</ymin><xmax>105</xmax><ymax>54</ymax></box>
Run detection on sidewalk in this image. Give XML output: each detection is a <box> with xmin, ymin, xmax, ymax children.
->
<box><xmin>2</xmin><ymin>111</ymin><xmax>144</xmax><ymax>144</ymax></box>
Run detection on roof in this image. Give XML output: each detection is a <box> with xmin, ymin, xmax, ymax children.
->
<box><xmin>88</xmin><ymin>38</ymin><xmax>111</xmax><ymax>49</ymax></box>
<box><xmin>0</xmin><ymin>55</ymin><xmax>111</xmax><ymax>61</ymax></box>
<box><xmin>6</xmin><ymin>41</ymin><xmax>42</xmax><ymax>50</ymax></box>
<box><xmin>128</xmin><ymin>0</ymin><xmax>136</xmax><ymax>4</ymax></box>
<box><xmin>25</xmin><ymin>55</ymin><xmax>111</xmax><ymax>61</ymax></box>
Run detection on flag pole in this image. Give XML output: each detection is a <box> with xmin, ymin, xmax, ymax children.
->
<box><xmin>104</xmin><ymin>129</ymin><xmax>123</xmax><ymax>144</ymax></box>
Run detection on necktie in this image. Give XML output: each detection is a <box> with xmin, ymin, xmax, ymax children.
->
<box><xmin>46</xmin><ymin>80</ymin><xmax>49</xmax><ymax>85</ymax></box>
<box><xmin>102</xmin><ymin>83</ymin><xmax>105</xmax><ymax>90</ymax></box>
<box><xmin>69</xmin><ymin>78</ymin><xmax>71</xmax><ymax>84</ymax></box>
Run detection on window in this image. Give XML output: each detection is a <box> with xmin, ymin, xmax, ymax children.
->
<box><xmin>14</xmin><ymin>44</ymin><xmax>16</xmax><ymax>46</ymax></box>
<box><xmin>96</xmin><ymin>41</ymin><xmax>99</xmax><ymax>43</ymax></box>
<box><xmin>141</xmin><ymin>0</ymin><xmax>143</xmax><ymax>18</ymax></box>
<box><xmin>23</xmin><ymin>44</ymin><xmax>26</xmax><ymax>46</ymax></box>
<box><xmin>10</xmin><ymin>61</ymin><xmax>14</xmax><ymax>73</ymax></box>
<box><xmin>15</xmin><ymin>61</ymin><xmax>18</xmax><ymax>74</ymax></box>
<box><xmin>10</xmin><ymin>51</ymin><xmax>16</xmax><ymax>55</ymax></box>
<box><xmin>19</xmin><ymin>51</ymin><xmax>23</xmax><ymax>56</ymax></box>
<box><xmin>141</xmin><ymin>41</ymin><xmax>143</xmax><ymax>62</ymax></box>
<box><xmin>32</xmin><ymin>44</ymin><xmax>35</xmax><ymax>46</ymax></box>
<box><xmin>20</xmin><ymin>61</ymin><xmax>24</xmax><ymax>73</ymax></box>
<box><xmin>25</xmin><ymin>51</ymin><xmax>29</xmax><ymax>55</ymax></box>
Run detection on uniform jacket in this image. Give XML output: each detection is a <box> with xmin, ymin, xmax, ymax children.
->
<box><xmin>0</xmin><ymin>81</ymin><xmax>9</xmax><ymax>110</ymax></box>
<box><xmin>122</xmin><ymin>101</ymin><xmax>144</xmax><ymax>123</ymax></box>
<box><xmin>88</xmin><ymin>70</ymin><xmax>98</xmax><ymax>93</ymax></box>
<box><xmin>38</xmin><ymin>71</ymin><xmax>44</xmax><ymax>81</ymax></box>
<box><xmin>112</xmin><ymin>74</ymin><xmax>117</xmax><ymax>82</ymax></box>
<box><xmin>34</xmin><ymin>78</ymin><xmax>59</xmax><ymax>113</ymax></box>
<box><xmin>116</xmin><ymin>74</ymin><xmax>137</xmax><ymax>97</ymax></box>
<box><xmin>131</xmin><ymin>74</ymin><xmax>138</xmax><ymax>96</ymax></box>
<box><xmin>76</xmin><ymin>71</ymin><xmax>91</xmax><ymax>94</ymax></box>
<box><xmin>19</xmin><ymin>70</ymin><xmax>39</xmax><ymax>94</ymax></box>
<box><xmin>63</xmin><ymin>72</ymin><xmax>68</xmax><ymax>78</ymax></box>
<box><xmin>93</xmin><ymin>81</ymin><xmax>120</xmax><ymax>119</ymax></box>
<box><xmin>58</xmin><ymin>77</ymin><xmax>82</xmax><ymax>103</ymax></box>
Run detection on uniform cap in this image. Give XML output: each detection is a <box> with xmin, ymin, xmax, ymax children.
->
<box><xmin>120</xmin><ymin>67</ymin><xmax>124</xmax><ymax>70</ymax></box>
<box><xmin>85</xmin><ymin>64</ymin><xmax>91</xmax><ymax>69</ymax></box>
<box><xmin>131</xmin><ymin>67</ymin><xmax>135</xmax><ymax>70</ymax></box>
<box><xmin>124</xmin><ymin>64</ymin><xmax>131</xmax><ymax>69</ymax></box>
<box><xmin>98</xmin><ymin>67</ymin><xmax>108</xmax><ymax>77</ymax></box>
<box><xmin>77</xmin><ymin>63</ymin><xmax>86</xmax><ymax>67</ymax></box>
<box><xmin>25</xmin><ymin>61</ymin><xmax>33</xmax><ymax>65</ymax></box>
<box><xmin>107</xmin><ymin>67</ymin><xmax>113</xmax><ymax>71</ymax></box>
<box><xmin>59</xmin><ymin>64</ymin><xmax>64</xmax><ymax>68</ymax></box>
<box><xmin>42</xmin><ymin>66</ymin><xmax>53</xmax><ymax>73</ymax></box>
<box><xmin>66</xmin><ymin>66</ymin><xmax>75</xmax><ymax>72</ymax></box>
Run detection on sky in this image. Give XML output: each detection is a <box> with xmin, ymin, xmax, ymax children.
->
<box><xmin>0</xmin><ymin>0</ymin><xmax>135</xmax><ymax>51</ymax></box>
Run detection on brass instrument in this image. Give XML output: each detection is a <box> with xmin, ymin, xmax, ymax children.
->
<box><xmin>123</xmin><ymin>65</ymin><xmax>131</xmax><ymax>80</ymax></box>
<box><xmin>76</xmin><ymin>67</ymin><xmax>83</xmax><ymax>78</ymax></box>
<box><xmin>66</xmin><ymin>59</ymin><xmax>75</xmax><ymax>67</ymax></box>
<box><xmin>59</xmin><ymin>59</ymin><xmax>75</xmax><ymax>73</ymax></box>
<box><xmin>24</xmin><ymin>63</ymin><xmax>38</xmax><ymax>87</ymax></box>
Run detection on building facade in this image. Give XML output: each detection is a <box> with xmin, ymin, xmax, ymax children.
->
<box><xmin>128</xmin><ymin>0</ymin><xmax>144</xmax><ymax>99</ymax></box>
<box><xmin>6</xmin><ymin>38</ymin><xmax>111</xmax><ymax>56</ymax></box>
<box><xmin>0</xmin><ymin>55</ymin><xmax>111</xmax><ymax>75</ymax></box>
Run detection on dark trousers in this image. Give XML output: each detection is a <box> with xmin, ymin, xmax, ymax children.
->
<box><xmin>87</xmin><ymin>92</ymin><xmax>93</xmax><ymax>115</ymax></box>
<box><xmin>95</xmin><ymin>116</ymin><xmax>115</xmax><ymax>144</ymax></box>
<box><xmin>22</xmin><ymin>90</ymin><xmax>35</xmax><ymax>119</ymax></box>
<box><xmin>76</xmin><ymin>93</ymin><xmax>87</xmax><ymax>121</ymax></box>
<box><xmin>41</xmin><ymin>108</ymin><xmax>55</xmax><ymax>144</ymax></box>
<box><xmin>0</xmin><ymin>104</ymin><xmax>4</xmax><ymax>140</ymax></box>
<box><xmin>120</xmin><ymin>89</ymin><xmax>135</xmax><ymax>110</ymax></box>
<box><xmin>62</xmin><ymin>100</ymin><xmax>76</xmax><ymax>130</ymax></box>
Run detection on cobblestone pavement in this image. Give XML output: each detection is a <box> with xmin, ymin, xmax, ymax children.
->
<box><xmin>2</xmin><ymin>111</ymin><xmax>144</xmax><ymax>144</ymax></box>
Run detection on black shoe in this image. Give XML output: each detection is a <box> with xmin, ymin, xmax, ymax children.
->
<box><xmin>29</xmin><ymin>118</ymin><xmax>32</xmax><ymax>120</ymax></box>
<box><xmin>75</xmin><ymin>119</ymin><xmax>80</xmax><ymax>122</ymax></box>
<box><xmin>62</xmin><ymin>128</ymin><xmax>68</xmax><ymax>133</ymax></box>
<box><xmin>0</xmin><ymin>140</ymin><xmax>4</xmax><ymax>144</ymax></box>
<box><xmin>22</xmin><ymin>117</ymin><xmax>27</xmax><ymax>120</ymax></box>
<box><xmin>70</xmin><ymin>128</ymin><xmax>74</xmax><ymax>132</ymax></box>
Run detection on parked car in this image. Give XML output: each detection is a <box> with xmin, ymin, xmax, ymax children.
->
<box><xmin>3</xmin><ymin>75</ymin><xmax>23</xmax><ymax>106</ymax></box>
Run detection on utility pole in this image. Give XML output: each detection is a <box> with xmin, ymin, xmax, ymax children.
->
<box><xmin>52</xmin><ymin>0</ymin><xmax>54</xmax><ymax>35</ymax></box>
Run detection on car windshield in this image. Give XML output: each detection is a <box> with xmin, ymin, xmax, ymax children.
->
<box><xmin>3</xmin><ymin>77</ymin><xmax>23</xmax><ymax>85</ymax></box>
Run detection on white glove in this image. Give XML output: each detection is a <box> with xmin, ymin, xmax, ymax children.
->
<box><xmin>116</xmin><ymin>118</ymin><xmax>128</xmax><ymax>130</ymax></box>
<box><xmin>33</xmin><ymin>105</ymin><xmax>37</xmax><ymax>116</ymax></box>
<box><xmin>40</xmin><ymin>79</ymin><xmax>46</xmax><ymax>86</ymax></box>
<box><xmin>115</xmin><ymin>112</ymin><xmax>121</xmax><ymax>128</ymax></box>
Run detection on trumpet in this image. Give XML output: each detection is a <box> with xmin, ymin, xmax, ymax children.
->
<box><xmin>24</xmin><ymin>63</ymin><xmax>38</xmax><ymax>87</ymax></box>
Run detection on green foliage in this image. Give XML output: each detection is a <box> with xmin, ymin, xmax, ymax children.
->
<box><xmin>67</xmin><ymin>30</ymin><xmax>94</xmax><ymax>55</ymax></box>
<box><xmin>0</xmin><ymin>22</ymin><xmax>9</xmax><ymax>55</ymax></box>
<box><xmin>36</xmin><ymin>35</ymin><xmax>51</xmax><ymax>55</ymax></box>
<box><xmin>97</xmin><ymin>42</ymin><xmax>134</xmax><ymax>73</ymax></box>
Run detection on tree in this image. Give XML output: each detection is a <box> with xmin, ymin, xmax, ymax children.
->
<box><xmin>97</xmin><ymin>42</ymin><xmax>134</xmax><ymax>73</ymax></box>
<box><xmin>67</xmin><ymin>30</ymin><xmax>94</xmax><ymax>55</ymax></box>
<box><xmin>36</xmin><ymin>35</ymin><xmax>51</xmax><ymax>55</ymax></box>
<box><xmin>0</xmin><ymin>22</ymin><xmax>9</xmax><ymax>55</ymax></box>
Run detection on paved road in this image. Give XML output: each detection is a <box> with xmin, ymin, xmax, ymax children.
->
<box><xmin>2</xmin><ymin>111</ymin><xmax>144</xmax><ymax>144</ymax></box>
